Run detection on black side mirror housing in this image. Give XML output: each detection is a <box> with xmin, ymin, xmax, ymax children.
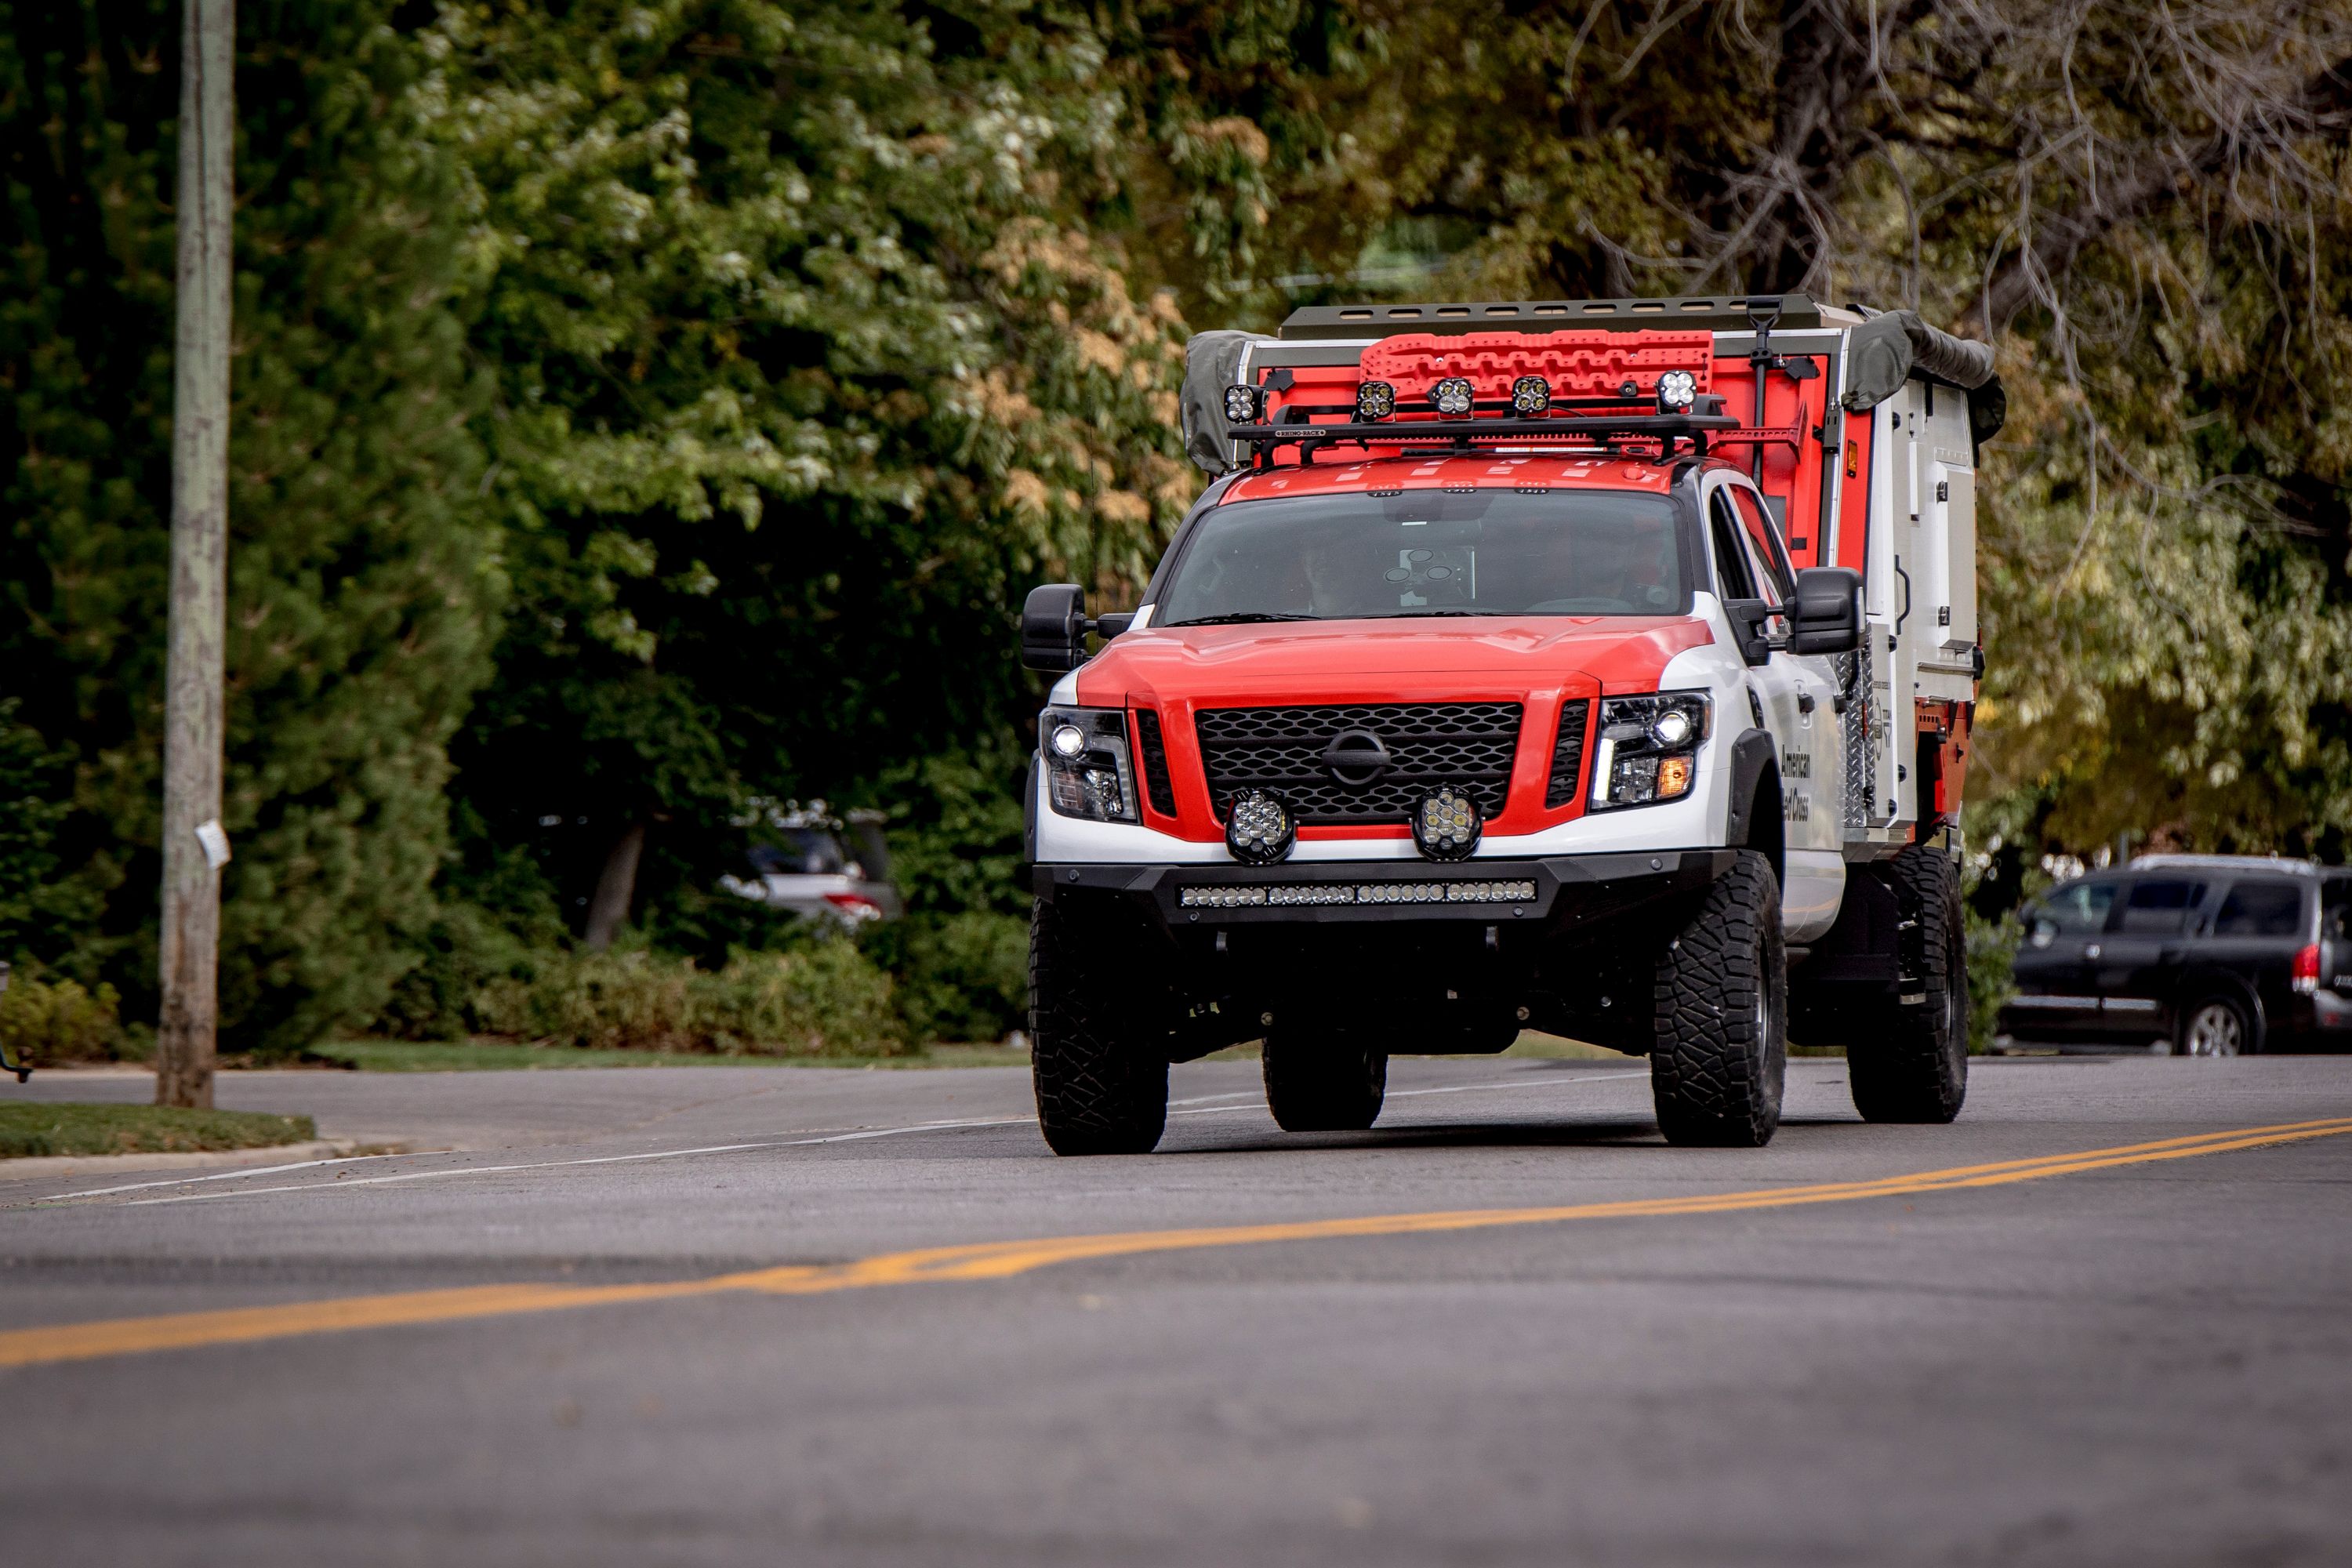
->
<box><xmin>1022</xmin><ymin>583</ymin><xmax>1087</xmax><ymax>673</ymax></box>
<box><xmin>1787</xmin><ymin>566</ymin><xmax>1863</xmax><ymax>656</ymax></box>
<box><xmin>1723</xmin><ymin>598</ymin><xmax>1774</xmax><ymax>667</ymax></box>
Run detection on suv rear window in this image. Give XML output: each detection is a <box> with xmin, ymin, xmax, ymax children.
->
<box><xmin>750</xmin><ymin>829</ymin><xmax>848</xmax><ymax>876</ymax></box>
<box><xmin>2213</xmin><ymin>880</ymin><xmax>2305</xmax><ymax>938</ymax></box>
<box><xmin>2118</xmin><ymin>879</ymin><xmax>2202</xmax><ymax>934</ymax></box>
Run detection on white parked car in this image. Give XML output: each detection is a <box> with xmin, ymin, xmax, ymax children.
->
<box><xmin>721</xmin><ymin>804</ymin><xmax>902</xmax><ymax>926</ymax></box>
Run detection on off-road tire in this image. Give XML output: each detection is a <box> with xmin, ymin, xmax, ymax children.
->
<box><xmin>1262</xmin><ymin>1029</ymin><xmax>1388</xmax><ymax>1132</ymax></box>
<box><xmin>1847</xmin><ymin>844</ymin><xmax>1969</xmax><ymax>1123</ymax></box>
<box><xmin>1650</xmin><ymin>850</ymin><xmax>1787</xmax><ymax>1147</ymax></box>
<box><xmin>1029</xmin><ymin>898</ymin><xmax>1168</xmax><ymax>1155</ymax></box>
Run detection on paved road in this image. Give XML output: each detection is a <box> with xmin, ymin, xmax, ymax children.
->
<box><xmin>4</xmin><ymin>1054</ymin><xmax>2350</xmax><ymax>1566</ymax></box>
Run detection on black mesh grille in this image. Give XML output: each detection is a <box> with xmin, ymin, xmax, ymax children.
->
<box><xmin>1545</xmin><ymin>699</ymin><xmax>1592</xmax><ymax>808</ymax></box>
<box><xmin>1134</xmin><ymin>707</ymin><xmax>1178</xmax><ymax>818</ymax></box>
<box><xmin>1195</xmin><ymin>702</ymin><xmax>1522</xmax><ymax>824</ymax></box>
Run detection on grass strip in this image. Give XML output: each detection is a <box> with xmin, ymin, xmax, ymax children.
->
<box><xmin>0</xmin><ymin>1103</ymin><xmax>316</xmax><ymax>1160</ymax></box>
<box><xmin>310</xmin><ymin>1040</ymin><xmax>1033</xmax><ymax>1073</ymax></box>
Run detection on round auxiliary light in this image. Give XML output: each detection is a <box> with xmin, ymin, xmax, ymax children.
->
<box><xmin>1510</xmin><ymin>376</ymin><xmax>1552</xmax><ymax>416</ymax></box>
<box><xmin>1222</xmin><ymin>383</ymin><xmax>1267</xmax><ymax>425</ymax></box>
<box><xmin>1428</xmin><ymin>377</ymin><xmax>1476</xmax><ymax>418</ymax></box>
<box><xmin>1225</xmin><ymin>789</ymin><xmax>1296</xmax><ymax>866</ymax></box>
<box><xmin>1650</xmin><ymin>708</ymin><xmax>1693</xmax><ymax>748</ymax></box>
<box><xmin>1356</xmin><ymin>379</ymin><xmax>1397</xmax><ymax>422</ymax></box>
<box><xmin>1412</xmin><ymin>784</ymin><xmax>1483</xmax><ymax>862</ymax></box>
<box><xmin>1656</xmin><ymin>369</ymin><xmax>1698</xmax><ymax>412</ymax></box>
<box><xmin>1049</xmin><ymin>722</ymin><xmax>1087</xmax><ymax>759</ymax></box>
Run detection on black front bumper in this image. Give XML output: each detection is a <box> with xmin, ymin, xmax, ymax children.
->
<box><xmin>1033</xmin><ymin>850</ymin><xmax>1738</xmax><ymax>932</ymax></box>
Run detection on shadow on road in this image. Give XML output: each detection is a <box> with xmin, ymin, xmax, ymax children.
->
<box><xmin>1166</xmin><ymin>1116</ymin><xmax>1663</xmax><ymax>1155</ymax></box>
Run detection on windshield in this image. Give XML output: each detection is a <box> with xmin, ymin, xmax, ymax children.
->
<box><xmin>1155</xmin><ymin>488</ymin><xmax>1686</xmax><ymax>626</ymax></box>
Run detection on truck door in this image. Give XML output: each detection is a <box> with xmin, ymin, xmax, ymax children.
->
<box><xmin>1727</xmin><ymin>481</ymin><xmax>1844</xmax><ymax>859</ymax></box>
<box><xmin>1704</xmin><ymin>476</ymin><xmax>1843</xmax><ymax>941</ymax></box>
<box><xmin>2090</xmin><ymin>875</ymin><xmax>2209</xmax><ymax>1044</ymax></box>
<box><xmin>2009</xmin><ymin>876</ymin><xmax>2118</xmax><ymax>1043</ymax></box>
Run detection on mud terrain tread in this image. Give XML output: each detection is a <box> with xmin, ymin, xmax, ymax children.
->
<box><xmin>1029</xmin><ymin>898</ymin><xmax>1167</xmax><ymax>1155</ymax></box>
<box><xmin>1650</xmin><ymin>850</ymin><xmax>1786</xmax><ymax>1148</ymax></box>
<box><xmin>1262</xmin><ymin>1032</ymin><xmax>1387</xmax><ymax>1132</ymax></box>
<box><xmin>1847</xmin><ymin>845</ymin><xmax>1968</xmax><ymax>1123</ymax></box>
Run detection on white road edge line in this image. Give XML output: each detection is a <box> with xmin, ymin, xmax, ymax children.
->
<box><xmin>49</xmin><ymin>1150</ymin><xmax>423</xmax><ymax>1202</ymax></box>
<box><xmin>105</xmin><ymin>1071</ymin><xmax>1650</xmax><ymax>1208</ymax></box>
<box><xmin>116</xmin><ymin>1118</ymin><xmax>1035</xmax><ymax>1207</ymax></box>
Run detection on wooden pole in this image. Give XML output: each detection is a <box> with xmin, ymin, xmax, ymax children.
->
<box><xmin>156</xmin><ymin>0</ymin><xmax>234</xmax><ymax>1109</ymax></box>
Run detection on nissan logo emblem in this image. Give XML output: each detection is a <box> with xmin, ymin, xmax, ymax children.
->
<box><xmin>1321</xmin><ymin>728</ymin><xmax>1392</xmax><ymax>786</ymax></box>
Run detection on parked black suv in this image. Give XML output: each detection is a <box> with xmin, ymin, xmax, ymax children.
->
<box><xmin>1999</xmin><ymin>855</ymin><xmax>2352</xmax><ymax>1055</ymax></box>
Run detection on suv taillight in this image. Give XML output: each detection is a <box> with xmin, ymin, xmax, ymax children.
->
<box><xmin>823</xmin><ymin>891</ymin><xmax>884</xmax><ymax>923</ymax></box>
<box><xmin>2293</xmin><ymin>942</ymin><xmax>2321</xmax><ymax>995</ymax></box>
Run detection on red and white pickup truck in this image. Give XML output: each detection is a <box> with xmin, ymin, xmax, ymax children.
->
<box><xmin>1019</xmin><ymin>293</ymin><xmax>2002</xmax><ymax>1153</ymax></box>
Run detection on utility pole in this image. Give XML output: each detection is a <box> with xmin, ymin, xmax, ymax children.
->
<box><xmin>157</xmin><ymin>0</ymin><xmax>234</xmax><ymax>1109</ymax></box>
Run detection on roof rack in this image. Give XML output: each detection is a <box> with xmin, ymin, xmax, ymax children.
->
<box><xmin>1280</xmin><ymin>293</ymin><xmax>1826</xmax><ymax>342</ymax></box>
<box><xmin>1225</xmin><ymin>408</ymin><xmax>1743</xmax><ymax>466</ymax></box>
<box><xmin>2130</xmin><ymin>853</ymin><xmax>2327</xmax><ymax>875</ymax></box>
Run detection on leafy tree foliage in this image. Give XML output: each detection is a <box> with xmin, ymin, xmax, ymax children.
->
<box><xmin>2</xmin><ymin>1</ymin><xmax>496</xmax><ymax>1050</ymax></box>
<box><xmin>419</xmin><ymin>0</ymin><xmax>1194</xmax><ymax>941</ymax></box>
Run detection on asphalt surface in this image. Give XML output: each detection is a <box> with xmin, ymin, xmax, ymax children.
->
<box><xmin>4</xmin><ymin>1053</ymin><xmax>2350</xmax><ymax>1567</ymax></box>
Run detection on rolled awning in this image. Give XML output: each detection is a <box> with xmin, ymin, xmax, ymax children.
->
<box><xmin>1840</xmin><ymin>309</ymin><xmax>2006</xmax><ymax>449</ymax></box>
<box><xmin>1181</xmin><ymin>329</ymin><xmax>1277</xmax><ymax>475</ymax></box>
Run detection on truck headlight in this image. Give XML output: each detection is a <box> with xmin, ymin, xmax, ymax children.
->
<box><xmin>1040</xmin><ymin>706</ymin><xmax>1139</xmax><ymax>824</ymax></box>
<box><xmin>1589</xmin><ymin>693</ymin><xmax>1710</xmax><ymax>810</ymax></box>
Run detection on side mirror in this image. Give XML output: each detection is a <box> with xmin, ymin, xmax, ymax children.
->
<box><xmin>1022</xmin><ymin>584</ymin><xmax>1087</xmax><ymax>673</ymax></box>
<box><xmin>1786</xmin><ymin>566</ymin><xmax>1863</xmax><ymax>656</ymax></box>
<box><xmin>1723</xmin><ymin>598</ymin><xmax>1773</xmax><ymax>667</ymax></box>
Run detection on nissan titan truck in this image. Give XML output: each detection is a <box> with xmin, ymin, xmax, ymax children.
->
<box><xmin>1018</xmin><ymin>294</ymin><xmax>2002</xmax><ymax>1153</ymax></box>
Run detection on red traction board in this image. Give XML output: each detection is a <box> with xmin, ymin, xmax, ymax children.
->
<box><xmin>1359</xmin><ymin>329</ymin><xmax>1716</xmax><ymax>402</ymax></box>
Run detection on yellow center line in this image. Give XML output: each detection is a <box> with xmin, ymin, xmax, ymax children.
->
<box><xmin>5</xmin><ymin>1116</ymin><xmax>2347</xmax><ymax>1370</ymax></box>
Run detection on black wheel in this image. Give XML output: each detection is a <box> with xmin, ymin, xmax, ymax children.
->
<box><xmin>1848</xmin><ymin>844</ymin><xmax>1969</xmax><ymax>1123</ymax></box>
<box><xmin>2174</xmin><ymin>994</ymin><xmax>2255</xmax><ymax>1057</ymax></box>
<box><xmin>1650</xmin><ymin>850</ymin><xmax>1787</xmax><ymax>1147</ymax></box>
<box><xmin>1029</xmin><ymin>898</ymin><xmax>1168</xmax><ymax>1155</ymax></box>
<box><xmin>1261</xmin><ymin>1028</ymin><xmax>1388</xmax><ymax>1132</ymax></box>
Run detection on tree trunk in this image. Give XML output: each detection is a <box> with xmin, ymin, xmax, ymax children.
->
<box><xmin>582</xmin><ymin>821</ymin><xmax>647</xmax><ymax>953</ymax></box>
<box><xmin>156</xmin><ymin>0</ymin><xmax>235</xmax><ymax>1110</ymax></box>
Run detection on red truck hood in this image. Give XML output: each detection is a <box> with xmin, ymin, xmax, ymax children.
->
<box><xmin>1073</xmin><ymin>615</ymin><xmax>1712</xmax><ymax>708</ymax></box>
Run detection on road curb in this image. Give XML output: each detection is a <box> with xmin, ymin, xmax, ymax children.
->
<box><xmin>0</xmin><ymin>1138</ymin><xmax>416</xmax><ymax>1182</ymax></box>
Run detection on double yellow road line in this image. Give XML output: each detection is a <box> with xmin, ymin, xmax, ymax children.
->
<box><xmin>6</xmin><ymin>1116</ymin><xmax>2348</xmax><ymax>1371</ymax></box>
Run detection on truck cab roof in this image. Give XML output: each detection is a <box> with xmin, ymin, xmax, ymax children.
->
<box><xmin>1218</xmin><ymin>451</ymin><xmax>1681</xmax><ymax>504</ymax></box>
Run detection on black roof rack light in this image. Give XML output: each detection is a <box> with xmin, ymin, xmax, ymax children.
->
<box><xmin>1280</xmin><ymin>293</ymin><xmax>1824</xmax><ymax>341</ymax></box>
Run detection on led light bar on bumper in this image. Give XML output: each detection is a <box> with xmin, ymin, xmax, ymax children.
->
<box><xmin>1040</xmin><ymin>706</ymin><xmax>1139</xmax><ymax>823</ymax></box>
<box><xmin>1589</xmin><ymin>692</ymin><xmax>1710</xmax><ymax>809</ymax></box>
<box><xmin>1178</xmin><ymin>880</ymin><xmax>1538</xmax><ymax>909</ymax></box>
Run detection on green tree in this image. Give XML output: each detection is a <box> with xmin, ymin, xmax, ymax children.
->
<box><xmin>422</xmin><ymin>1</ymin><xmax>1195</xmax><ymax>946</ymax></box>
<box><xmin>1</xmin><ymin>1</ymin><xmax>498</xmax><ymax>1050</ymax></box>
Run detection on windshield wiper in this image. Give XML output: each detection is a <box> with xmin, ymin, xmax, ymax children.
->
<box><xmin>1164</xmin><ymin>612</ymin><xmax>1318</xmax><ymax>626</ymax></box>
<box><xmin>1385</xmin><ymin>609</ymin><xmax>1496</xmax><ymax>618</ymax></box>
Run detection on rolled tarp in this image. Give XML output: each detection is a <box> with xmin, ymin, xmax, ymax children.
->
<box><xmin>1181</xmin><ymin>329</ymin><xmax>1277</xmax><ymax>475</ymax></box>
<box><xmin>1839</xmin><ymin>309</ymin><xmax>2005</xmax><ymax>448</ymax></box>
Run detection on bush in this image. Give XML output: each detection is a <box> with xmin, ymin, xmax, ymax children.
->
<box><xmin>0</xmin><ymin>975</ymin><xmax>125</xmax><ymax>1066</ymax></box>
<box><xmin>1966</xmin><ymin>908</ymin><xmax>2024</xmax><ymax>1053</ymax></box>
<box><xmin>868</xmin><ymin>910</ymin><xmax>1029</xmax><ymax>1044</ymax></box>
<box><xmin>856</xmin><ymin>744</ymin><xmax>1033</xmax><ymax>1042</ymax></box>
<box><xmin>371</xmin><ymin>899</ymin><xmax>545</xmax><ymax>1042</ymax></box>
<box><xmin>472</xmin><ymin>942</ymin><xmax>905</xmax><ymax>1057</ymax></box>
